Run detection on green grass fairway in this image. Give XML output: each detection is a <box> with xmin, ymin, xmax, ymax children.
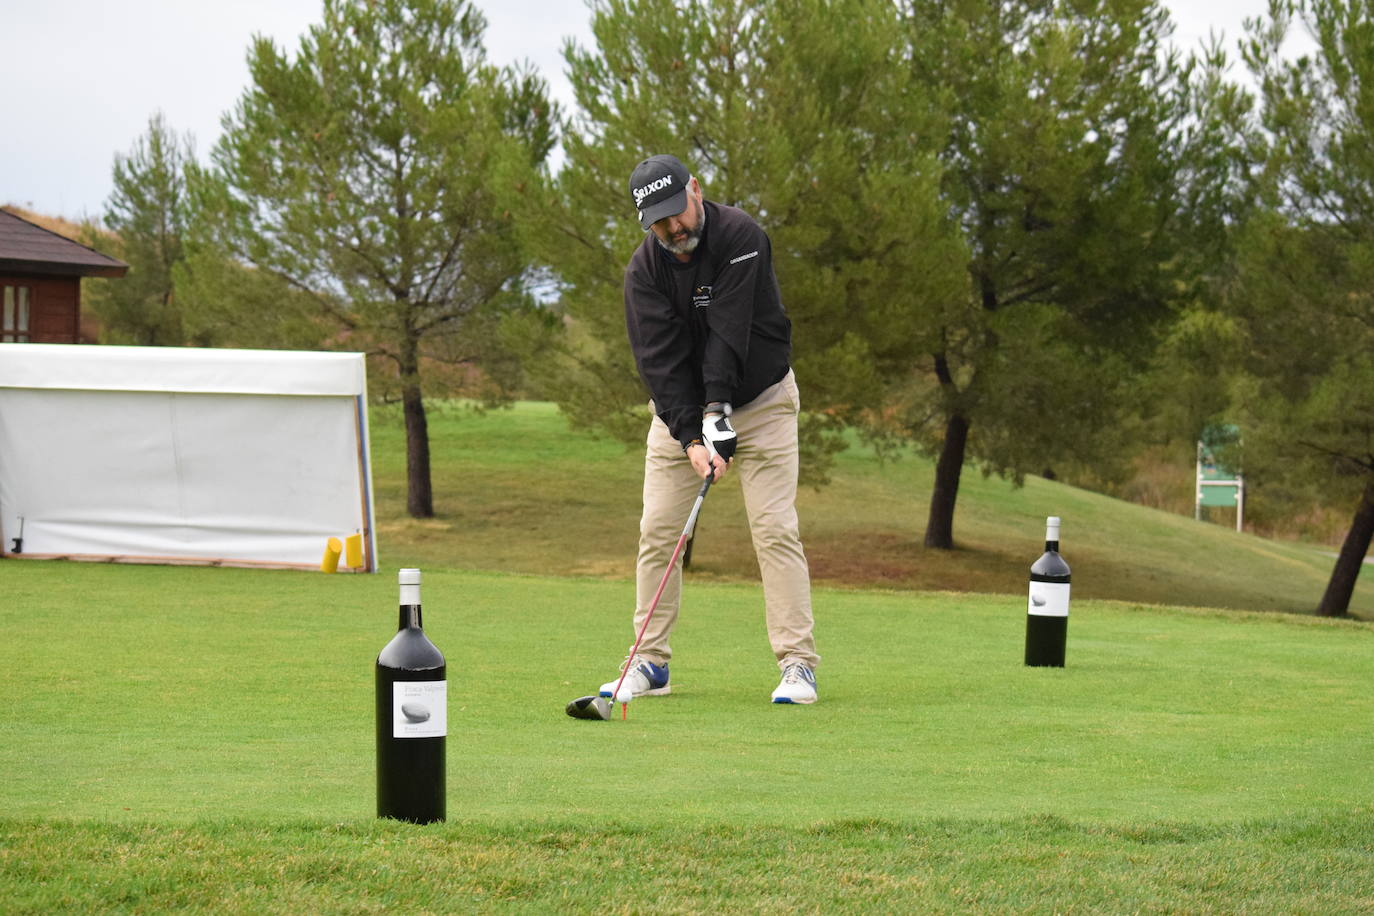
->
<box><xmin>3</xmin><ymin>561</ymin><xmax>1373</xmax><ymax>911</ymax></box>
<box><xmin>4</xmin><ymin>403</ymin><xmax>1373</xmax><ymax>910</ymax></box>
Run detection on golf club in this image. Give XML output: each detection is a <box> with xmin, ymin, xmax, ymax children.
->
<box><xmin>565</xmin><ymin>471</ymin><xmax>714</xmax><ymax>721</ymax></box>
<box><xmin>565</xmin><ymin>695</ymin><xmax>613</xmax><ymax>720</ymax></box>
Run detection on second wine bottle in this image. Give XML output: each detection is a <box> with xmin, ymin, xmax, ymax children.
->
<box><xmin>1025</xmin><ymin>516</ymin><xmax>1071</xmax><ymax>667</ymax></box>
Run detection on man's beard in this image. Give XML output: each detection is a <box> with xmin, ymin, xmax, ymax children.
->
<box><xmin>657</xmin><ymin>230</ymin><xmax>701</xmax><ymax>256</ymax></box>
<box><xmin>655</xmin><ymin>200</ymin><xmax>705</xmax><ymax>255</ymax></box>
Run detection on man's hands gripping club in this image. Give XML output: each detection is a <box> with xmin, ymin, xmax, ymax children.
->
<box><xmin>688</xmin><ymin>401</ymin><xmax>737</xmax><ymax>481</ymax></box>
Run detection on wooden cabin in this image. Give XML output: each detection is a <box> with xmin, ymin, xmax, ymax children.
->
<box><xmin>0</xmin><ymin>209</ymin><xmax>126</xmax><ymax>344</ymax></box>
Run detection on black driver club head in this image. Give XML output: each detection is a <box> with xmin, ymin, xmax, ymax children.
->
<box><xmin>565</xmin><ymin>695</ymin><xmax>613</xmax><ymax>721</ymax></box>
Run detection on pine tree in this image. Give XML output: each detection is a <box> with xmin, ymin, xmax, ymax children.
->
<box><xmin>894</xmin><ymin>0</ymin><xmax>1196</xmax><ymax>547</ymax></box>
<box><xmin>195</xmin><ymin>0</ymin><xmax>556</xmax><ymax>517</ymax></box>
<box><xmin>1233</xmin><ymin>0</ymin><xmax>1374</xmax><ymax>616</ymax></box>
<box><xmin>84</xmin><ymin>113</ymin><xmax>194</xmax><ymax>346</ymax></box>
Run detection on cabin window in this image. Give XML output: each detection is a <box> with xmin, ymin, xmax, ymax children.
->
<box><xmin>2</xmin><ymin>285</ymin><xmax>29</xmax><ymax>342</ymax></box>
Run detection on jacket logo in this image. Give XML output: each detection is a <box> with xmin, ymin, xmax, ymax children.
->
<box><xmin>634</xmin><ymin>175</ymin><xmax>674</xmax><ymax>204</ymax></box>
<box><xmin>729</xmin><ymin>250</ymin><xmax>759</xmax><ymax>265</ymax></box>
<box><xmin>692</xmin><ymin>285</ymin><xmax>712</xmax><ymax>308</ymax></box>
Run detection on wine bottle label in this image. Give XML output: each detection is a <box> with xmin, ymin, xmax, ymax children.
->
<box><xmin>1027</xmin><ymin>581</ymin><xmax>1070</xmax><ymax>617</ymax></box>
<box><xmin>392</xmin><ymin>681</ymin><xmax>447</xmax><ymax>738</ymax></box>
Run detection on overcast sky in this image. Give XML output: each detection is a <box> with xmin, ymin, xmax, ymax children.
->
<box><xmin>1</xmin><ymin>0</ymin><xmax>1309</xmax><ymax>222</ymax></box>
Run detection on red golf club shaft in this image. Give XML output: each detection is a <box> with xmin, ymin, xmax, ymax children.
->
<box><xmin>608</xmin><ymin>473</ymin><xmax>714</xmax><ymax>706</ymax></box>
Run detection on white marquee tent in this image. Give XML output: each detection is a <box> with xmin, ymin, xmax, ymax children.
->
<box><xmin>0</xmin><ymin>343</ymin><xmax>377</xmax><ymax>571</ymax></box>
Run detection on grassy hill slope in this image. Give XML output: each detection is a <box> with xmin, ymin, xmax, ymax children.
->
<box><xmin>369</xmin><ymin>402</ymin><xmax>1372</xmax><ymax>619</ymax></box>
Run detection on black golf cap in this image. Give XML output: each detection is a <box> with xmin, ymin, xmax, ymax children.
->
<box><xmin>629</xmin><ymin>154</ymin><xmax>690</xmax><ymax>230</ymax></box>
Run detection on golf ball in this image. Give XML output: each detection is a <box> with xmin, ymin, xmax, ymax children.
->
<box><xmin>615</xmin><ymin>688</ymin><xmax>634</xmax><ymax>704</ymax></box>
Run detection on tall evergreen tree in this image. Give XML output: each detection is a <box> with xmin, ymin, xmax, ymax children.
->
<box><xmin>892</xmin><ymin>0</ymin><xmax>1197</xmax><ymax>547</ymax></box>
<box><xmin>84</xmin><ymin>113</ymin><xmax>194</xmax><ymax>346</ymax></box>
<box><xmin>1232</xmin><ymin>0</ymin><xmax>1374</xmax><ymax>616</ymax></box>
<box><xmin>196</xmin><ymin>0</ymin><xmax>555</xmax><ymax>517</ymax></box>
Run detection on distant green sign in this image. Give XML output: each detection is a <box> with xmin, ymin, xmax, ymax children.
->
<box><xmin>1199</xmin><ymin>484</ymin><xmax>1239</xmax><ymax>507</ymax></box>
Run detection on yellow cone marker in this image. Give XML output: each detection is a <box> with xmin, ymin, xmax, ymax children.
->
<box><xmin>344</xmin><ymin>532</ymin><xmax>364</xmax><ymax>569</ymax></box>
<box><xmin>321</xmin><ymin>536</ymin><xmax>343</xmax><ymax>573</ymax></box>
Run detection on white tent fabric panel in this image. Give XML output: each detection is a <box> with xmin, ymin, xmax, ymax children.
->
<box><xmin>0</xmin><ymin>344</ymin><xmax>376</xmax><ymax>571</ymax></box>
<box><xmin>0</xmin><ymin>389</ymin><xmax>369</xmax><ymax>567</ymax></box>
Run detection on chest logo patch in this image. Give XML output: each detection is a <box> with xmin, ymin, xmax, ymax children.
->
<box><xmin>692</xmin><ymin>285</ymin><xmax>713</xmax><ymax>308</ymax></box>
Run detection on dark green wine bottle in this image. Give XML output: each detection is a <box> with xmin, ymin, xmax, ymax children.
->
<box><xmin>376</xmin><ymin>568</ymin><xmax>446</xmax><ymax>823</ymax></box>
<box><xmin>1025</xmin><ymin>517</ymin><xmax>1070</xmax><ymax>667</ymax></box>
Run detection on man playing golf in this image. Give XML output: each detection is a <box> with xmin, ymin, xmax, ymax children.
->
<box><xmin>601</xmin><ymin>153</ymin><xmax>819</xmax><ymax>704</ymax></box>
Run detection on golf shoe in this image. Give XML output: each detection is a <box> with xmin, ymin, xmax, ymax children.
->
<box><xmin>770</xmin><ymin>662</ymin><xmax>817</xmax><ymax>704</ymax></box>
<box><xmin>599</xmin><ymin>657</ymin><xmax>670</xmax><ymax>698</ymax></box>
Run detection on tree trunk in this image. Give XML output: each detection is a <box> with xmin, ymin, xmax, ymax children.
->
<box><xmin>924</xmin><ymin>412</ymin><xmax>970</xmax><ymax>550</ymax></box>
<box><xmin>1315</xmin><ymin>478</ymin><xmax>1374</xmax><ymax>618</ymax></box>
<box><xmin>399</xmin><ymin>335</ymin><xmax>434</xmax><ymax>519</ymax></box>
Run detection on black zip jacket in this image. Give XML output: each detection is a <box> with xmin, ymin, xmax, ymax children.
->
<box><xmin>624</xmin><ymin>200</ymin><xmax>792</xmax><ymax>450</ymax></box>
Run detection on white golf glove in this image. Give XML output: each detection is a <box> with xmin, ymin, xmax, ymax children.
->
<box><xmin>702</xmin><ymin>401</ymin><xmax>737</xmax><ymax>464</ymax></box>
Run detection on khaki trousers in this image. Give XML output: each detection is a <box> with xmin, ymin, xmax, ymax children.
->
<box><xmin>633</xmin><ymin>369</ymin><xmax>819</xmax><ymax>671</ymax></box>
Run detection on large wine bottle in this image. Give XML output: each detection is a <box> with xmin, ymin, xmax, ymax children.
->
<box><xmin>1024</xmin><ymin>516</ymin><xmax>1071</xmax><ymax>667</ymax></box>
<box><xmin>376</xmin><ymin>568</ymin><xmax>446</xmax><ymax>823</ymax></box>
